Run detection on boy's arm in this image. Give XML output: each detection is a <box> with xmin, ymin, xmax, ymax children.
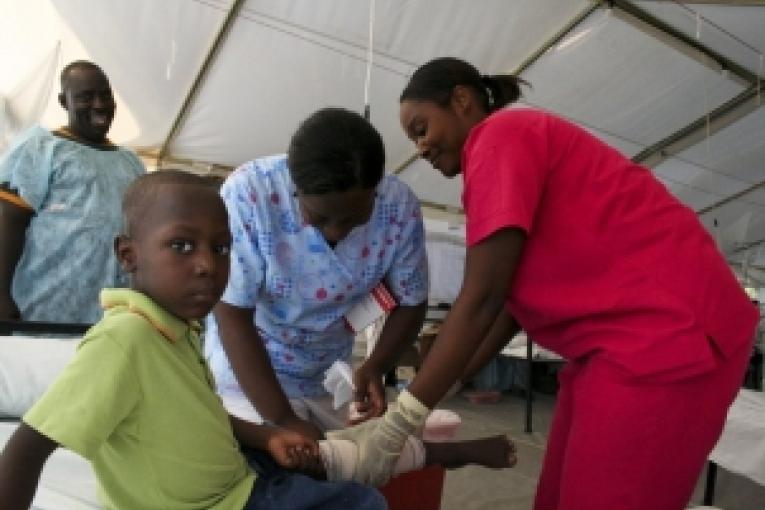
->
<box><xmin>0</xmin><ymin>422</ymin><xmax>58</xmax><ymax>509</ymax></box>
<box><xmin>460</xmin><ymin>309</ymin><xmax>520</xmax><ymax>382</ymax></box>
<box><xmin>229</xmin><ymin>415</ymin><xmax>320</xmax><ymax>471</ymax></box>
<box><xmin>214</xmin><ymin>302</ymin><xmax>324</xmax><ymax>440</ymax></box>
<box><xmin>0</xmin><ymin>192</ymin><xmax>33</xmax><ymax>319</ymax></box>
<box><xmin>229</xmin><ymin>414</ymin><xmax>278</xmax><ymax>450</ymax></box>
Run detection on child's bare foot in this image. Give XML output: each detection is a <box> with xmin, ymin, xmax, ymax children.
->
<box><xmin>424</xmin><ymin>435</ymin><xmax>517</xmax><ymax>470</ymax></box>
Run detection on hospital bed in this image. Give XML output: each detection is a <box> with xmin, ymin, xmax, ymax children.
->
<box><xmin>0</xmin><ymin>321</ymin><xmax>100</xmax><ymax>508</ymax></box>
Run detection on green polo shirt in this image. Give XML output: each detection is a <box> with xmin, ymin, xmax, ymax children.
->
<box><xmin>24</xmin><ymin>289</ymin><xmax>255</xmax><ymax>509</ymax></box>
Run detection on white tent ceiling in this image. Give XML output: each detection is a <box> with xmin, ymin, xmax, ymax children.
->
<box><xmin>2</xmin><ymin>0</ymin><xmax>764</xmax><ymax>284</ymax></box>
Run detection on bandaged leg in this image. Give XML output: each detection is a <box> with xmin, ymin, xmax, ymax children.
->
<box><xmin>319</xmin><ymin>436</ymin><xmax>426</xmax><ymax>482</ymax></box>
<box><xmin>319</xmin><ymin>434</ymin><xmax>516</xmax><ymax>483</ymax></box>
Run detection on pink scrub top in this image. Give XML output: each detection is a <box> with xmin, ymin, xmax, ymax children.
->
<box><xmin>463</xmin><ymin>108</ymin><xmax>758</xmax><ymax>380</ymax></box>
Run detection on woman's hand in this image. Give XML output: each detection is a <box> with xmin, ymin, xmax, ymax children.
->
<box><xmin>265</xmin><ymin>427</ymin><xmax>322</xmax><ymax>473</ymax></box>
<box><xmin>350</xmin><ymin>361</ymin><xmax>387</xmax><ymax>425</ymax></box>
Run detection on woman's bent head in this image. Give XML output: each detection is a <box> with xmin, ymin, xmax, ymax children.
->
<box><xmin>288</xmin><ymin>108</ymin><xmax>384</xmax><ymax>246</ymax></box>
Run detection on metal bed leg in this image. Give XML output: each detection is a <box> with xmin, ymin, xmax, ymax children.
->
<box><xmin>703</xmin><ymin>461</ymin><xmax>717</xmax><ymax>505</ymax></box>
<box><xmin>525</xmin><ymin>340</ymin><xmax>533</xmax><ymax>433</ymax></box>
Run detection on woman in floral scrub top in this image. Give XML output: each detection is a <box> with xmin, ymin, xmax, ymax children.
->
<box><xmin>206</xmin><ymin>108</ymin><xmax>428</xmax><ymax>440</ymax></box>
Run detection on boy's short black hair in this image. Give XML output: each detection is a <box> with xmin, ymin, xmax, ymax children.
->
<box><xmin>122</xmin><ymin>170</ymin><xmax>220</xmax><ymax>236</ymax></box>
<box><xmin>287</xmin><ymin>107</ymin><xmax>385</xmax><ymax>195</ymax></box>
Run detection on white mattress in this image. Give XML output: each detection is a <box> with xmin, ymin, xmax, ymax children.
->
<box><xmin>500</xmin><ymin>332</ymin><xmax>563</xmax><ymax>361</ymax></box>
<box><xmin>709</xmin><ymin>389</ymin><xmax>765</xmax><ymax>487</ymax></box>
<box><xmin>0</xmin><ymin>421</ymin><xmax>100</xmax><ymax>509</ymax></box>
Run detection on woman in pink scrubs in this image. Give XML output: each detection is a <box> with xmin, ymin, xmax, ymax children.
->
<box><xmin>338</xmin><ymin>57</ymin><xmax>759</xmax><ymax>509</ymax></box>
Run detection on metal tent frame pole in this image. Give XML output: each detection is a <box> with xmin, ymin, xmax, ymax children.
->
<box><xmin>156</xmin><ymin>0</ymin><xmax>247</xmax><ymax>169</ymax></box>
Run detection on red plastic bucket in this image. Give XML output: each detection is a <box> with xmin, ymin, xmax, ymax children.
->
<box><xmin>378</xmin><ymin>465</ymin><xmax>445</xmax><ymax>510</ymax></box>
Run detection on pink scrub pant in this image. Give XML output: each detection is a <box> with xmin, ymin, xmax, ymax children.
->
<box><xmin>533</xmin><ymin>338</ymin><xmax>753</xmax><ymax>510</ymax></box>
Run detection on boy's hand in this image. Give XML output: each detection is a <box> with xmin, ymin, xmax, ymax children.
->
<box><xmin>265</xmin><ymin>428</ymin><xmax>322</xmax><ymax>472</ymax></box>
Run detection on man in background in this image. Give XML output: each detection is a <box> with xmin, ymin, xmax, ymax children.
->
<box><xmin>0</xmin><ymin>60</ymin><xmax>145</xmax><ymax>324</ymax></box>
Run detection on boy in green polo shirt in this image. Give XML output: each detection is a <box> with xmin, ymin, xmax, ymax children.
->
<box><xmin>0</xmin><ymin>170</ymin><xmax>387</xmax><ymax>510</ymax></box>
<box><xmin>0</xmin><ymin>170</ymin><xmax>516</xmax><ymax>510</ymax></box>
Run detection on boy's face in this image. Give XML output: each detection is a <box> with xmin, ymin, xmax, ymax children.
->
<box><xmin>116</xmin><ymin>184</ymin><xmax>232</xmax><ymax>321</ymax></box>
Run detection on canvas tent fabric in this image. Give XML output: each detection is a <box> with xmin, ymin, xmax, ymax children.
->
<box><xmin>1</xmin><ymin>0</ymin><xmax>764</xmax><ymax>290</ymax></box>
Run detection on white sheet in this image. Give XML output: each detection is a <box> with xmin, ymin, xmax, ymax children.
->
<box><xmin>500</xmin><ymin>332</ymin><xmax>564</xmax><ymax>361</ymax></box>
<box><xmin>709</xmin><ymin>389</ymin><xmax>765</xmax><ymax>487</ymax></box>
<box><xmin>425</xmin><ymin>239</ymin><xmax>465</xmax><ymax>304</ymax></box>
<box><xmin>0</xmin><ymin>335</ymin><xmax>79</xmax><ymax>418</ymax></box>
<box><xmin>0</xmin><ymin>421</ymin><xmax>100</xmax><ymax>509</ymax></box>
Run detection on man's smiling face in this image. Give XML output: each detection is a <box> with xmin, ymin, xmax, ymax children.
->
<box><xmin>60</xmin><ymin>66</ymin><xmax>116</xmax><ymax>143</ymax></box>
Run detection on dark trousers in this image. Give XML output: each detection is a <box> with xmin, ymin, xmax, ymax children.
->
<box><xmin>241</xmin><ymin>448</ymin><xmax>387</xmax><ymax>510</ymax></box>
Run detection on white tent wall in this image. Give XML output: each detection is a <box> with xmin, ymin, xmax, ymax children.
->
<box><xmin>521</xmin><ymin>10</ymin><xmax>748</xmax><ymax>149</ymax></box>
<box><xmin>0</xmin><ymin>44</ymin><xmax>61</xmax><ymax>152</ymax></box>
<box><xmin>1</xmin><ymin>0</ymin><xmax>142</xmax><ymax>146</ymax></box>
<box><xmin>659</xmin><ymin>105</ymin><xmax>765</xmax><ymax>256</ymax></box>
<box><xmin>48</xmin><ymin>0</ymin><xmax>228</xmax><ymax>148</ymax></box>
<box><xmin>1</xmin><ymin>0</ymin><xmax>764</xmax><ymax>289</ymax></box>
<box><xmin>166</xmin><ymin>0</ymin><xmax>590</xmax><ymax>167</ymax></box>
<box><xmin>636</xmin><ymin>1</ymin><xmax>765</xmax><ymax>76</ymax></box>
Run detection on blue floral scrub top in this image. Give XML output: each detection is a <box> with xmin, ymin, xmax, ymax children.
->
<box><xmin>0</xmin><ymin>126</ymin><xmax>145</xmax><ymax>324</ymax></box>
<box><xmin>205</xmin><ymin>155</ymin><xmax>429</xmax><ymax>398</ymax></box>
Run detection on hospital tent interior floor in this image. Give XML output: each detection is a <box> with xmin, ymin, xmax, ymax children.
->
<box><xmin>436</xmin><ymin>391</ymin><xmax>765</xmax><ymax>510</ymax></box>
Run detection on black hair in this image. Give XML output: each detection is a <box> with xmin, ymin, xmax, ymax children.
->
<box><xmin>122</xmin><ymin>170</ymin><xmax>222</xmax><ymax>236</ymax></box>
<box><xmin>287</xmin><ymin>107</ymin><xmax>384</xmax><ymax>195</ymax></box>
<box><xmin>60</xmin><ymin>60</ymin><xmax>106</xmax><ymax>91</ymax></box>
<box><xmin>400</xmin><ymin>57</ymin><xmax>525</xmax><ymax>113</ymax></box>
